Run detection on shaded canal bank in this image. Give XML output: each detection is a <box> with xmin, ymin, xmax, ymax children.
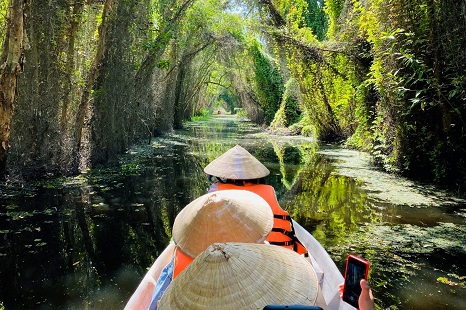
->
<box><xmin>1</xmin><ymin>115</ymin><xmax>465</xmax><ymax>309</ymax></box>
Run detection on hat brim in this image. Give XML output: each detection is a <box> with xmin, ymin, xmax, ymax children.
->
<box><xmin>204</xmin><ymin>145</ymin><xmax>270</xmax><ymax>180</ymax></box>
<box><xmin>172</xmin><ymin>190</ymin><xmax>273</xmax><ymax>257</ymax></box>
<box><xmin>159</xmin><ymin>243</ymin><xmax>318</xmax><ymax>309</ymax></box>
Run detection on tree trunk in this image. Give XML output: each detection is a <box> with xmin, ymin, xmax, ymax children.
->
<box><xmin>0</xmin><ymin>0</ymin><xmax>25</xmax><ymax>177</ymax></box>
<box><xmin>72</xmin><ymin>0</ymin><xmax>113</xmax><ymax>172</ymax></box>
<box><xmin>173</xmin><ymin>66</ymin><xmax>186</xmax><ymax>129</ymax></box>
<box><xmin>61</xmin><ymin>1</ymin><xmax>85</xmax><ymax>132</ymax></box>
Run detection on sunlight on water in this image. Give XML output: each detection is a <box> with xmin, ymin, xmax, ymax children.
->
<box><xmin>319</xmin><ymin>148</ymin><xmax>466</xmax><ymax>207</ymax></box>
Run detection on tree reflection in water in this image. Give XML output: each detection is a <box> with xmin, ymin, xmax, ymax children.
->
<box><xmin>0</xmin><ymin>116</ymin><xmax>465</xmax><ymax>309</ymax></box>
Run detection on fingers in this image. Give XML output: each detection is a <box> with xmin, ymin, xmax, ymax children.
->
<box><xmin>360</xmin><ymin>279</ymin><xmax>372</xmax><ymax>297</ymax></box>
<box><xmin>359</xmin><ymin>279</ymin><xmax>375</xmax><ymax>310</ymax></box>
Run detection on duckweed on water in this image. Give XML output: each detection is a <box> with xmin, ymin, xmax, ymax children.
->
<box><xmin>328</xmin><ymin>222</ymin><xmax>466</xmax><ymax>287</ymax></box>
<box><xmin>438</xmin><ymin>276</ymin><xmax>465</xmax><ymax>288</ymax></box>
<box><xmin>325</xmin><ymin>222</ymin><xmax>466</xmax><ymax>308</ymax></box>
<box><xmin>330</xmin><ymin>222</ymin><xmax>466</xmax><ymax>259</ymax></box>
<box><xmin>319</xmin><ymin>149</ymin><xmax>466</xmax><ymax>207</ymax></box>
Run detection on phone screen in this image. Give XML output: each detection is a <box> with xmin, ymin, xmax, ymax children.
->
<box><xmin>342</xmin><ymin>255</ymin><xmax>369</xmax><ymax>309</ymax></box>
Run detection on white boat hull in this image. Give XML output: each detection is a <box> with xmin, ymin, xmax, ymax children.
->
<box><xmin>292</xmin><ymin>220</ymin><xmax>355</xmax><ymax>310</ymax></box>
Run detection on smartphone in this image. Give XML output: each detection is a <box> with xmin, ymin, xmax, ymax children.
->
<box><xmin>342</xmin><ymin>255</ymin><xmax>370</xmax><ymax>309</ymax></box>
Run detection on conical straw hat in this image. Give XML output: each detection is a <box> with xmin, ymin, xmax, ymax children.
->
<box><xmin>172</xmin><ymin>190</ymin><xmax>273</xmax><ymax>258</ymax></box>
<box><xmin>203</xmin><ymin>145</ymin><xmax>270</xmax><ymax>180</ymax></box>
<box><xmin>158</xmin><ymin>242</ymin><xmax>319</xmax><ymax>310</ymax></box>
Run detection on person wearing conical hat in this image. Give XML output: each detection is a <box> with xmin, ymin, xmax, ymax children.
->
<box><xmin>148</xmin><ymin>190</ymin><xmax>274</xmax><ymax>310</ymax></box>
<box><xmin>158</xmin><ymin>242</ymin><xmax>328</xmax><ymax>310</ymax></box>
<box><xmin>204</xmin><ymin>144</ymin><xmax>308</xmax><ymax>255</ymax></box>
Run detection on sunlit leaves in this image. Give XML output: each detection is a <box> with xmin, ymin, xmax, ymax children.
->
<box><xmin>184</xmin><ymin>0</ymin><xmax>249</xmax><ymax>39</ymax></box>
<box><xmin>249</xmin><ymin>40</ymin><xmax>284</xmax><ymax>124</ymax></box>
<box><xmin>324</xmin><ymin>0</ymin><xmax>345</xmax><ymax>38</ymax></box>
<box><xmin>0</xmin><ymin>0</ymin><xmax>8</xmax><ymax>54</ymax></box>
<box><xmin>303</xmin><ymin>0</ymin><xmax>328</xmax><ymax>40</ymax></box>
<box><xmin>270</xmin><ymin>77</ymin><xmax>302</xmax><ymax>129</ymax></box>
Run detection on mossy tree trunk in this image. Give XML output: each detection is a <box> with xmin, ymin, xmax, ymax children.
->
<box><xmin>0</xmin><ymin>0</ymin><xmax>24</xmax><ymax>178</ymax></box>
<box><xmin>74</xmin><ymin>0</ymin><xmax>114</xmax><ymax>168</ymax></box>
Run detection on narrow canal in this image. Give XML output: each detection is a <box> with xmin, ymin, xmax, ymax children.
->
<box><xmin>1</xmin><ymin>115</ymin><xmax>465</xmax><ymax>309</ymax></box>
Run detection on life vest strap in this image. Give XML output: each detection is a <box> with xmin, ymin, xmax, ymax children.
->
<box><xmin>273</xmin><ymin>214</ymin><xmax>291</xmax><ymax>221</ymax></box>
<box><xmin>271</xmin><ymin>227</ymin><xmax>294</xmax><ymax>238</ymax></box>
<box><xmin>289</xmin><ymin>219</ymin><xmax>308</xmax><ymax>255</ymax></box>
<box><xmin>272</xmin><ymin>224</ymin><xmax>309</xmax><ymax>256</ymax></box>
<box><xmin>268</xmin><ymin>240</ymin><xmax>295</xmax><ymax>246</ymax></box>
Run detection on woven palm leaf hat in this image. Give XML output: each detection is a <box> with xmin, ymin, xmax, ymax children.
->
<box><xmin>203</xmin><ymin>144</ymin><xmax>270</xmax><ymax>180</ymax></box>
<box><xmin>172</xmin><ymin>190</ymin><xmax>274</xmax><ymax>258</ymax></box>
<box><xmin>158</xmin><ymin>242</ymin><xmax>319</xmax><ymax>310</ymax></box>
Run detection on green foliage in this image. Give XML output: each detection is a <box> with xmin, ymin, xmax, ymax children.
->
<box><xmin>370</xmin><ymin>106</ymin><xmax>398</xmax><ymax>173</ymax></box>
<box><xmin>337</xmin><ymin>0</ymin><xmax>466</xmax><ymax>193</ymax></box>
<box><xmin>271</xmin><ymin>78</ymin><xmax>301</xmax><ymax>129</ymax></box>
<box><xmin>289</xmin><ymin>111</ymin><xmax>316</xmax><ymax>137</ymax></box>
<box><xmin>324</xmin><ymin>0</ymin><xmax>345</xmax><ymax>38</ymax></box>
<box><xmin>184</xmin><ymin>0</ymin><xmax>247</xmax><ymax>39</ymax></box>
<box><xmin>248</xmin><ymin>40</ymin><xmax>284</xmax><ymax>125</ymax></box>
<box><xmin>286</xmin><ymin>49</ymin><xmax>357</xmax><ymax>141</ymax></box>
<box><xmin>157</xmin><ymin>59</ymin><xmax>170</xmax><ymax>69</ymax></box>
<box><xmin>218</xmin><ymin>89</ymin><xmax>237</xmax><ymax>113</ymax></box>
<box><xmin>4</xmin><ymin>0</ymin><xmax>466</xmax><ymax>195</ymax></box>
<box><xmin>235</xmin><ymin>108</ymin><xmax>247</xmax><ymax>118</ymax></box>
<box><xmin>191</xmin><ymin>108</ymin><xmax>212</xmax><ymax>121</ymax></box>
<box><xmin>0</xmin><ymin>0</ymin><xmax>7</xmax><ymax>55</ymax></box>
<box><xmin>271</xmin><ymin>107</ymin><xmax>287</xmax><ymax>129</ymax></box>
<box><xmin>345</xmin><ymin>84</ymin><xmax>375</xmax><ymax>151</ymax></box>
<box><xmin>283</xmin><ymin>97</ymin><xmax>300</xmax><ymax>125</ymax></box>
<box><xmin>303</xmin><ymin>0</ymin><xmax>328</xmax><ymax>40</ymax></box>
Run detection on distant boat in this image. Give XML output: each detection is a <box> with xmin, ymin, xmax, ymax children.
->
<box><xmin>124</xmin><ymin>220</ymin><xmax>356</xmax><ymax>310</ymax></box>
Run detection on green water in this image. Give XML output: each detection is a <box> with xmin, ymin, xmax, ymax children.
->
<box><xmin>0</xmin><ymin>115</ymin><xmax>465</xmax><ymax>309</ymax></box>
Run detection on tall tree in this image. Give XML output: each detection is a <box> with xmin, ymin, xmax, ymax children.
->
<box><xmin>0</xmin><ymin>0</ymin><xmax>24</xmax><ymax>177</ymax></box>
<box><xmin>73</xmin><ymin>0</ymin><xmax>114</xmax><ymax>170</ymax></box>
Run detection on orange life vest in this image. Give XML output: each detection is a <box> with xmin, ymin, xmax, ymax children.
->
<box><xmin>217</xmin><ymin>183</ymin><xmax>308</xmax><ymax>255</ymax></box>
<box><xmin>173</xmin><ymin>247</ymin><xmax>194</xmax><ymax>279</ymax></box>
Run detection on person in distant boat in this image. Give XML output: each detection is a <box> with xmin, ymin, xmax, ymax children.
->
<box><xmin>204</xmin><ymin>144</ymin><xmax>308</xmax><ymax>255</ymax></box>
<box><xmin>148</xmin><ymin>189</ymin><xmax>274</xmax><ymax>310</ymax></box>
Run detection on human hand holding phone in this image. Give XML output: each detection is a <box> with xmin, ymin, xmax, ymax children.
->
<box><xmin>342</xmin><ymin>255</ymin><xmax>370</xmax><ymax>309</ymax></box>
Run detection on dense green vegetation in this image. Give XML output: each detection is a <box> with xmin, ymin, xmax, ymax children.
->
<box><xmin>0</xmin><ymin>0</ymin><xmax>465</xmax><ymax>195</ymax></box>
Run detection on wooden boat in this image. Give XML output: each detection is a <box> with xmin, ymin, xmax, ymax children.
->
<box><xmin>124</xmin><ymin>220</ymin><xmax>356</xmax><ymax>310</ymax></box>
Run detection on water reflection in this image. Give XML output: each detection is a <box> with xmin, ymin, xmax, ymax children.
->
<box><xmin>0</xmin><ymin>115</ymin><xmax>465</xmax><ymax>309</ymax></box>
